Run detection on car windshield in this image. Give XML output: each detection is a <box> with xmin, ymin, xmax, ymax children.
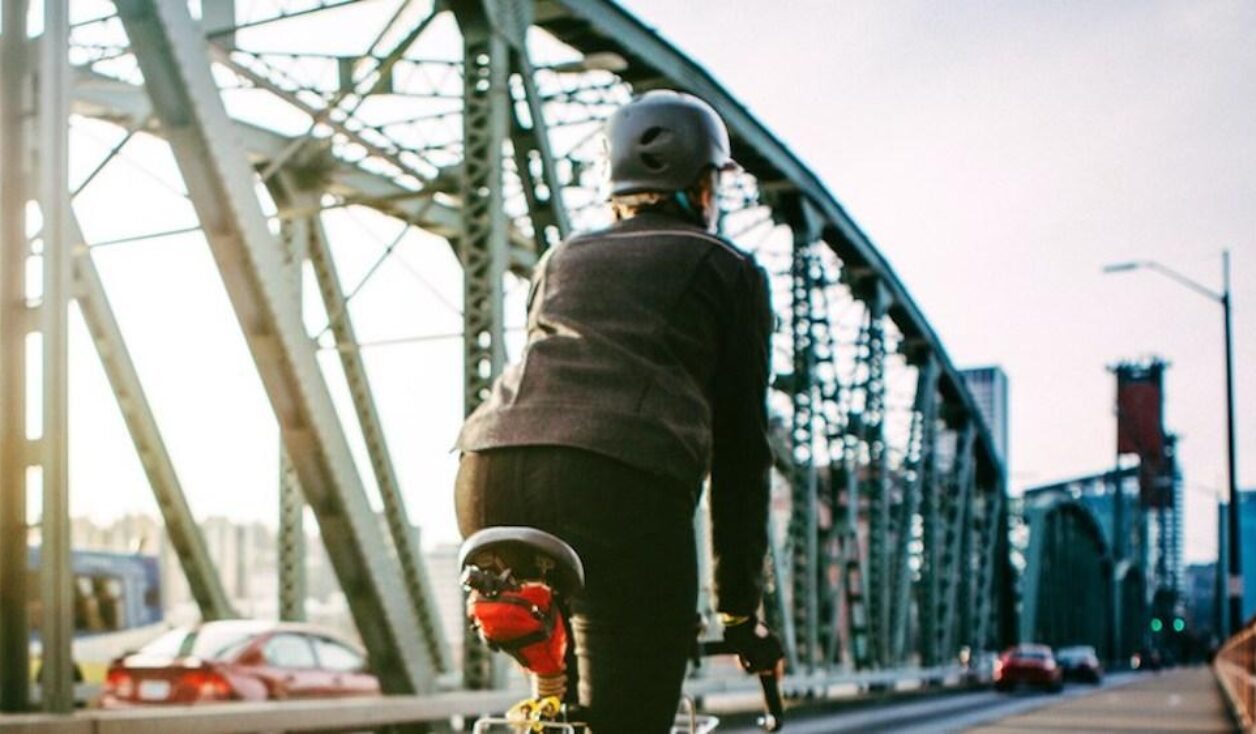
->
<box><xmin>140</xmin><ymin>623</ymin><xmax>265</xmax><ymax>661</ymax></box>
<box><xmin>1013</xmin><ymin>650</ymin><xmax>1049</xmax><ymax>661</ymax></box>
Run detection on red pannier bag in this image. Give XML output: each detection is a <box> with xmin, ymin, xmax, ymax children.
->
<box><xmin>468</xmin><ymin>582</ymin><xmax>567</xmax><ymax>676</ymax></box>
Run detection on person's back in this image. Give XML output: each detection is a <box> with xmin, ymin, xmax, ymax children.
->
<box><xmin>459</xmin><ymin>209</ymin><xmax>766</xmax><ymax>487</ymax></box>
<box><xmin>454</xmin><ymin>89</ymin><xmax>782</xmax><ymax>734</ymax></box>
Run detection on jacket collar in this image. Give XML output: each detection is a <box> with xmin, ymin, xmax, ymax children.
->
<box><xmin>608</xmin><ymin>209</ymin><xmax>710</xmax><ymax>235</ymax></box>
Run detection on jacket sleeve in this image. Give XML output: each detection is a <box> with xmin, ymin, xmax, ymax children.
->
<box><xmin>709</xmin><ymin>257</ymin><xmax>774</xmax><ymax>617</ymax></box>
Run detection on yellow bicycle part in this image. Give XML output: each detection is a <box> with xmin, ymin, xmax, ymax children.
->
<box><xmin>505</xmin><ymin>695</ymin><xmax>566</xmax><ymax>732</ymax></box>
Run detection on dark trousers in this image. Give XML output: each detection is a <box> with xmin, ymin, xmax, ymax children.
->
<box><xmin>455</xmin><ymin>446</ymin><xmax>698</xmax><ymax>734</ymax></box>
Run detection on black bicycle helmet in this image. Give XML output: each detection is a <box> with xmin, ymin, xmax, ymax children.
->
<box><xmin>606</xmin><ymin>90</ymin><xmax>738</xmax><ymax>196</ymax></box>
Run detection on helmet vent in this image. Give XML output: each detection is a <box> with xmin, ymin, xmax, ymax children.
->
<box><xmin>639</xmin><ymin>126</ymin><xmax>665</xmax><ymax>145</ymax></box>
<box><xmin>639</xmin><ymin>152</ymin><xmax>665</xmax><ymax>171</ymax></box>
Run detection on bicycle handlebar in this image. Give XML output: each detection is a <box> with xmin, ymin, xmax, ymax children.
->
<box><xmin>699</xmin><ymin>641</ymin><xmax>784</xmax><ymax>732</ymax></box>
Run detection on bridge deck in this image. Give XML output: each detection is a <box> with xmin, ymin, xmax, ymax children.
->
<box><xmin>965</xmin><ymin>667</ymin><xmax>1236</xmax><ymax>733</ymax></box>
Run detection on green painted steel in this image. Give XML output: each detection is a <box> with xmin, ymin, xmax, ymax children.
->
<box><xmin>536</xmin><ymin>0</ymin><xmax>1005</xmax><ymax>488</ymax></box>
<box><xmin>73</xmin><ymin>221</ymin><xmax>237</xmax><ymax>623</ymax></box>
<box><xmin>890</xmin><ymin>357</ymin><xmax>939</xmax><ymax>663</ymax></box>
<box><xmin>1021</xmin><ymin>496</ymin><xmax>1114</xmax><ymax>658</ymax></box>
<box><xmin>454</xmin><ymin>0</ymin><xmax>515</xmax><ymax>689</ymax></box>
<box><xmin>23</xmin><ymin>0</ymin><xmax>1027</xmax><ymax>698</ymax></box>
<box><xmin>859</xmin><ymin>293</ymin><xmax>891</xmax><ymax>668</ymax></box>
<box><xmin>788</xmin><ymin>212</ymin><xmax>825</xmax><ymax>671</ymax></box>
<box><xmin>936</xmin><ymin>425</ymin><xmax>975</xmax><ymax>663</ymax></box>
<box><xmin>115</xmin><ymin>0</ymin><xmax>439</xmax><ymax>693</ymax></box>
<box><xmin>278</xmin><ymin>451</ymin><xmax>307</xmax><ymax>622</ymax></box>
<box><xmin>271</xmin><ymin>181</ymin><xmax>309</xmax><ymax>625</ymax></box>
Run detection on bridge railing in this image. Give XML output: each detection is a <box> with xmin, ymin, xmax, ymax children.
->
<box><xmin>1215</xmin><ymin>617</ymin><xmax>1256</xmax><ymax>732</ymax></box>
<box><xmin>0</xmin><ymin>666</ymin><xmax>977</xmax><ymax>734</ymax></box>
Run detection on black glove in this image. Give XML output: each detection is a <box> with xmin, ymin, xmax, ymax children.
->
<box><xmin>723</xmin><ymin>616</ymin><xmax>784</xmax><ymax>675</ymax></box>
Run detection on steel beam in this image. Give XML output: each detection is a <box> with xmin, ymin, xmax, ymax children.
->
<box><xmin>918</xmin><ymin>442</ymin><xmax>942</xmax><ymax>665</ymax></box>
<box><xmin>70</xmin><ymin>67</ymin><xmax>537</xmax><ymax>271</ymax></box>
<box><xmin>114</xmin><ymin>0</ymin><xmax>437</xmax><ymax>692</ymax></box>
<box><xmin>0</xmin><ymin>0</ymin><xmax>31</xmax><ymax>711</ymax></box>
<box><xmin>299</xmin><ymin>185</ymin><xmax>451</xmax><ymax>671</ymax></box>
<box><xmin>255</xmin><ymin>1</ymin><xmax>442</xmax><ymax>184</ymax></box>
<box><xmin>534</xmin><ymin>0</ymin><xmax>1004</xmax><ymax>487</ymax></box>
<box><xmin>859</xmin><ymin>290</ymin><xmax>890</xmax><ymax>668</ymax></box>
<box><xmin>803</xmin><ymin>252</ymin><xmax>852</xmax><ymax>670</ymax></box>
<box><xmin>271</xmin><ymin>184</ymin><xmax>308</xmax><ymax>623</ymax></box>
<box><xmin>453</xmin><ymin>0</ymin><xmax>513</xmax><ymax>688</ymax></box>
<box><xmin>73</xmin><ymin>227</ymin><xmax>236</xmax><ymax>621</ymax></box>
<box><xmin>972</xmin><ymin>488</ymin><xmax>1004</xmax><ymax>651</ymax></box>
<box><xmin>890</xmin><ymin>357</ymin><xmax>939</xmax><ymax>663</ymax></box>
<box><xmin>278</xmin><ymin>452</ymin><xmax>306</xmax><ymax>622</ymax></box>
<box><xmin>503</xmin><ymin>7</ymin><xmax>571</xmax><ymax>251</ymax></box>
<box><xmin>37</xmin><ymin>0</ymin><xmax>74</xmax><ymax>710</ymax></box>
<box><xmin>937</xmin><ymin>424</ymin><xmax>975</xmax><ymax>662</ymax></box>
<box><xmin>788</xmin><ymin>223</ymin><xmax>820</xmax><ymax>672</ymax></box>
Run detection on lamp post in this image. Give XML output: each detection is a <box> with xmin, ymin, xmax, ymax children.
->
<box><xmin>1104</xmin><ymin>251</ymin><xmax>1241</xmax><ymax>635</ymax></box>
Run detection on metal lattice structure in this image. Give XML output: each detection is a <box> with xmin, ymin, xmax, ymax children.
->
<box><xmin>1019</xmin><ymin>498</ymin><xmax>1113</xmax><ymax>656</ymax></box>
<box><xmin>0</xmin><ymin>0</ymin><xmax>1014</xmax><ymax>709</ymax></box>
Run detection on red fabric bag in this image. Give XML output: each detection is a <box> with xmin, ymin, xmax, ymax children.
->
<box><xmin>468</xmin><ymin>582</ymin><xmax>567</xmax><ymax>676</ymax></box>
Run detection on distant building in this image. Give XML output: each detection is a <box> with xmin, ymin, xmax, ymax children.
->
<box><xmin>1183</xmin><ymin>562</ymin><xmax>1218</xmax><ymax>641</ymax></box>
<box><xmin>961</xmin><ymin>366</ymin><xmax>1009</xmax><ymax>467</ymax></box>
<box><xmin>1218</xmin><ymin>489</ymin><xmax>1256</xmax><ymax>625</ymax></box>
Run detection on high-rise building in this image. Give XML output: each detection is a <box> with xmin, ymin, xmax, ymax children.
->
<box><xmin>1218</xmin><ymin>489</ymin><xmax>1256</xmax><ymax>626</ymax></box>
<box><xmin>961</xmin><ymin>366</ymin><xmax>1009</xmax><ymax>468</ymax></box>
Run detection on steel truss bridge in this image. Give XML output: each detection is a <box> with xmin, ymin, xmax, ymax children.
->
<box><xmin>0</xmin><ymin>0</ymin><xmax>1025</xmax><ymax>719</ymax></box>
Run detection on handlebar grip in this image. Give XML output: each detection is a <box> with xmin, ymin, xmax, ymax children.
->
<box><xmin>699</xmin><ymin>640</ymin><xmax>784</xmax><ymax>731</ymax></box>
<box><xmin>757</xmin><ymin>671</ymin><xmax>784</xmax><ymax>732</ymax></box>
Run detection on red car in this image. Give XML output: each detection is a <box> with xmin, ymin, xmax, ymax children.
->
<box><xmin>994</xmin><ymin>643</ymin><xmax>1064</xmax><ymax>693</ymax></box>
<box><xmin>100</xmin><ymin>620</ymin><xmax>379</xmax><ymax>707</ymax></box>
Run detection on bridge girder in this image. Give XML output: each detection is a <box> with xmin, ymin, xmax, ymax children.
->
<box><xmin>1</xmin><ymin>0</ymin><xmax>1020</xmax><ymax>705</ymax></box>
<box><xmin>1021</xmin><ymin>495</ymin><xmax>1115</xmax><ymax>659</ymax></box>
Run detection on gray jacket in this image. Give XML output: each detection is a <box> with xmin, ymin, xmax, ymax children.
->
<box><xmin>457</xmin><ymin>210</ymin><xmax>773</xmax><ymax>615</ymax></box>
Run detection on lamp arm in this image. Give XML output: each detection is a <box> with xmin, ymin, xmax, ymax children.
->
<box><xmin>1143</xmin><ymin>261</ymin><xmax>1223</xmax><ymax>303</ymax></box>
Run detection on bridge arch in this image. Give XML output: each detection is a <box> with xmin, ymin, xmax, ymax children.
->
<box><xmin>1021</xmin><ymin>495</ymin><xmax>1113</xmax><ymax>657</ymax></box>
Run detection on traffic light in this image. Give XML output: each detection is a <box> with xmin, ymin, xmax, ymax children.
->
<box><xmin>1150</xmin><ymin>618</ymin><xmax>1163</xmax><ymax>632</ymax></box>
<box><xmin>1172</xmin><ymin>617</ymin><xmax>1185</xmax><ymax>633</ymax></box>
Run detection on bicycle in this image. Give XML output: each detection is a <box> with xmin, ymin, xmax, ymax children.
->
<box><xmin>459</xmin><ymin>527</ymin><xmax>784</xmax><ymax>733</ymax></box>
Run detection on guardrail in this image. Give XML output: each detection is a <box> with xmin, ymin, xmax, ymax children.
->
<box><xmin>1215</xmin><ymin>617</ymin><xmax>1256</xmax><ymax>732</ymax></box>
<box><xmin>0</xmin><ymin>665</ymin><xmax>978</xmax><ymax>733</ymax></box>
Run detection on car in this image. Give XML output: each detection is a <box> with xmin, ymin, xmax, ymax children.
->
<box><xmin>1055</xmin><ymin>645</ymin><xmax>1103</xmax><ymax>684</ymax></box>
<box><xmin>994</xmin><ymin>643</ymin><xmax>1063</xmax><ymax>693</ymax></box>
<box><xmin>99</xmin><ymin>620</ymin><xmax>379</xmax><ymax>707</ymax></box>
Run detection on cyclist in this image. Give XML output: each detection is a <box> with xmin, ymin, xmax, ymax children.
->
<box><xmin>455</xmin><ymin>89</ymin><xmax>783</xmax><ymax>733</ymax></box>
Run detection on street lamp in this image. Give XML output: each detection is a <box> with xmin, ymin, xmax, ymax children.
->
<box><xmin>1104</xmin><ymin>251</ymin><xmax>1242</xmax><ymax>636</ymax></box>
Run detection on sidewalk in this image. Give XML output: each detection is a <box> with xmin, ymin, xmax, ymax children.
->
<box><xmin>965</xmin><ymin>667</ymin><xmax>1236</xmax><ymax>733</ymax></box>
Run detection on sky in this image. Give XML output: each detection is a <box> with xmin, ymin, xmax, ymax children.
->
<box><xmin>615</xmin><ymin>0</ymin><xmax>1256</xmax><ymax>563</ymax></box>
<box><xmin>44</xmin><ymin>0</ymin><xmax>1255</xmax><ymax>566</ymax></box>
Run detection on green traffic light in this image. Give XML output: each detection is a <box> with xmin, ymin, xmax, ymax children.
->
<box><xmin>1150</xmin><ymin>618</ymin><xmax>1163</xmax><ymax>632</ymax></box>
<box><xmin>1173</xmin><ymin>618</ymin><xmax>1185</xmax><ymax>632</ymax></box>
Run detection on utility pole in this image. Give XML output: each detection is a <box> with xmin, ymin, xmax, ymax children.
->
<box><xmin>1220</xmin><ymin>251</ymin><xmax>1242</xmax><ymax>635</ymax></box>
<box><xmin>1104</xmin><ymin>251</ymin><xmax>1244</xmax><ymax>635</ymax></box>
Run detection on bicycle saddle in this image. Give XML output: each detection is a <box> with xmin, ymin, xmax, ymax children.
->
<box><xmin>459</xmin><ymin>527</ymin><xmax>585</xmax><ymax>597</ymax></box>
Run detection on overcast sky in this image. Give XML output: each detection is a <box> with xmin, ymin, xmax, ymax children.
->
<box><xmin>615</xmin><ymin>0</ymin><xmax>1256</xmax><ymax>563</ymax></box>
<box><xmin>57</xmin><ymin>1</ymin><xmax>1254</xmax><ymax>566</ymax></box>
